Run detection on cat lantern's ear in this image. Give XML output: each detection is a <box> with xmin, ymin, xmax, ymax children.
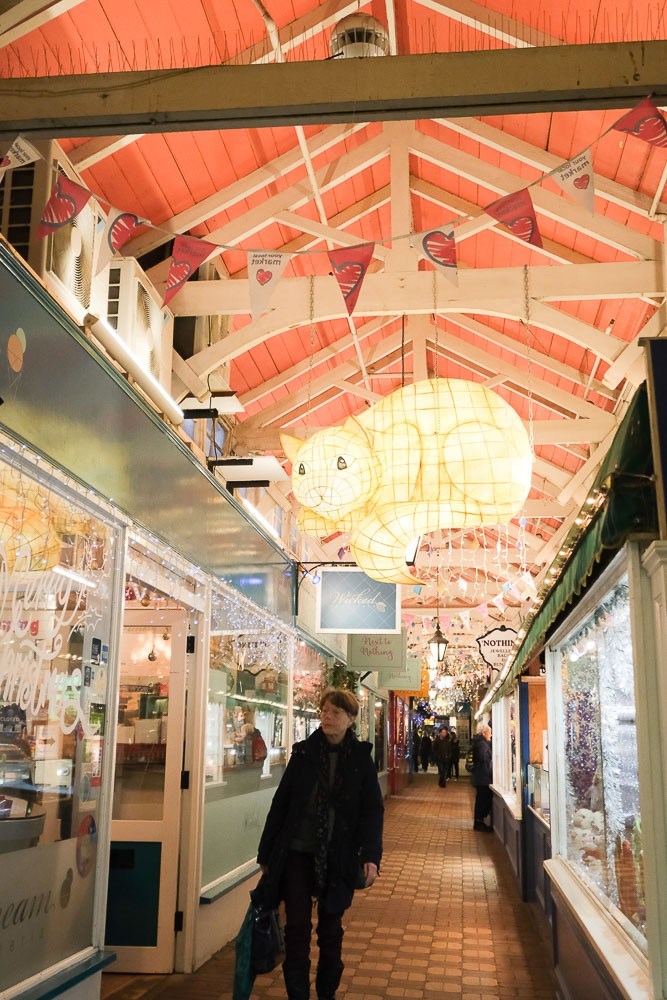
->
<box><xmin>280</xmin><ymin>433</ymin><xmax>304</xmax><ymax>465</ymax></box>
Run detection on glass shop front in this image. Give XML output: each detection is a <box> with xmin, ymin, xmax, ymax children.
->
<box><xmin>0</xmin><ymin>449</ymin><xmax>121</xmax><ymax>994</ymax></box>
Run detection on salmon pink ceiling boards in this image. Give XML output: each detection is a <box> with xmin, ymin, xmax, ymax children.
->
<box><xmin>0</xmin><ymin>0</ymin><xmax>666</xmax><ymax>640</ymax></box>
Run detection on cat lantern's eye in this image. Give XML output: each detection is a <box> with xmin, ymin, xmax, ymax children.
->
<box><xmin>337</xmin><ymin>456</ymin><xmax>348</xmax><ymax>470</ymax></box>
<box><xmin>298</xmin><ymin>463</ymin><xmax>306</xmax><ymax>475</ymax></box>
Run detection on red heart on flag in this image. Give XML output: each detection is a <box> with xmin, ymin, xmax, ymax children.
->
<box><xmin>333</xmin><ymin>261</ymin><xmax>364</xmax><ymax>300</ymax></box>
<box><xmin>166</xmin><ymin>259</ymin><xmax>192</xmax><ymax>291</ymax></box>
<box><xmin>573</xmin><ymin>174</ymin><xmax>590</xmax><ymax>190</ymax></box>
<box><xmin>635</xmin><ymin>114</ymin><xmax>667</xmax><ymax>147</ymax></box>
<box><xmin>0</xmin><ymin>156</ymin><xmax>9</xmax><ymax>168</ymax></box>
<box><xmin>256</xmin><ymin>269</ymin><xmax>272</xmax><ymax>286</ymax></box>
<box><xmin>43</xmin><ymin>178</ymin><xmax>78</xmax><ymax>228</ymax></box>
<box><xmin>423</xmin><ymin>231</ymin><xmax>456</xmax><ymax>268</ymax></box>
<box><xmin>507</xmin><ymin>215</ymin><xmax>535</xmax><ymax>243</ymax></box>
<box><xmin>108</xmin><ymin>212</ymin><xmax>144</xmax><ymax>253</ymax></box>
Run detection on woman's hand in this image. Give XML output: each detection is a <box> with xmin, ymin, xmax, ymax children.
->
<box><xmin>364</xmin><ymin>862</ymin><xmax>378</xmax><ymax>887</ymax></box>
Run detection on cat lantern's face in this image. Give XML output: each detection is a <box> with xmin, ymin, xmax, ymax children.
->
<box><xmin>282</xmin><ymin>425</ymin><xmax>379</xmax><ymax>518</ymax></box>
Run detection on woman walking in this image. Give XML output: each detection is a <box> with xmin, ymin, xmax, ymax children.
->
<box><xmin>257</xmin><ymin>688</ymin><xmax>384</xmax><ymax>1000</ymax></box>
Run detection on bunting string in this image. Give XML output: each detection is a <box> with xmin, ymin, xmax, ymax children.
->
<box><xmin>1</xmin><ymin>97</ymin><xmax>666</xmax><ymax>311</ymax></box>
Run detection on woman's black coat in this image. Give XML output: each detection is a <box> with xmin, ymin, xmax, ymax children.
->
<box><xmin>471</xmin><ymin>733</ymin><xmax>493</xmax><ymax>787</ymax></box>
<box><xmin>257</xmin><ymin>727</ymin><xmax>384</xmax><ymax>913</ymax></box>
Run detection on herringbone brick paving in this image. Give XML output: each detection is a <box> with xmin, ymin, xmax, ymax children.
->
<box><xmin>103</xmin><ymin>772</ymin><xmax>557</xmax><ymax>1000</ymax></box>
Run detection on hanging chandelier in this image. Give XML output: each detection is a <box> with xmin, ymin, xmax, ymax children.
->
<box><xmin>282</xmin><ymin>378</ymin><xmax>533</xmax><ymax>586</ymax></box>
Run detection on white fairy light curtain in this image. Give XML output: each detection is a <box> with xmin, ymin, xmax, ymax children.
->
<box><xmin>2</xmin><ymin>97</ymin><xmax>667</xmax><ymax>309</ymax></box>
<box><xmin>282</xmin><ymin>377</ymin><xmax>532</xmax><ymax>585</ymax></box>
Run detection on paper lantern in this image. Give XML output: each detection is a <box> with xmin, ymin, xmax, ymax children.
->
<box><xmin>282</xmin><ymin>377</ymin><xmax>532</xmax><ymax>585</ymax></box>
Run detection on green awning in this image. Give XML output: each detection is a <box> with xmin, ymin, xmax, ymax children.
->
<box><xmin>492</xmin><ymin>383</ymin><xmax>657</xmax><ymax>702</ymax></box>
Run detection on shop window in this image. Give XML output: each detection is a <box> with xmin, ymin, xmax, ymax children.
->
<box><xmin>553</xmin><ymin>572</ymin><xmax>646</xmax><ymax>939</ymax></box>
<box><xmin>0</xmin><ymin>464</ymin><xmax>118</xmax><ymax>991</ymax></box>
<box><xmin>373</xmin><ymin>699</ymin><xmax>386</xmax><ymax>772</ymax></box>
<box><xmin>201</xmin><ymin>586</ymin><xmax>291</xmax><ymax>890</ymax></box>
<box><xmin>293</xmin><ymin>641</ymin><xmax>327</xmax><ymax>743</ymax></box>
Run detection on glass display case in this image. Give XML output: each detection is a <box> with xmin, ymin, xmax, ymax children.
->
<box><xmin>292</xmin><ymin>640</ymin><xmax>327</xmax><ymax>743</ymax></box>
<box><xmin>551</xmin><ymin>568</ymin><xmax>645</xmax><ymax>938</ymax></box>
<box><xmin>527</xmin><ymin>763</ymin><xmax>550</xmax><ymax>823</ymax></box>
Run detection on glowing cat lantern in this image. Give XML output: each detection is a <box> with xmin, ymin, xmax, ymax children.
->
<box><xmin>282</xmin><ymin>378</ymin><xmax>532</xmax><ymax>585</ymax></box>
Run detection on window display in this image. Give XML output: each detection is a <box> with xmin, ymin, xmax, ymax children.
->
<box><xmin>0</xmin><ymin>463</ymin><xmax>118</xmax><ymax>990</ymax></box>
<box><xmin>202</xmin><ymin>585</ymin><xmax>293</xmax><ymax>889</ymax></box>
<box><xmin>292</xmin><ymin>640</ymin><xmax>327</xmax><ymax>743</ymax></box>
<box><xmin>555</xmin><ymin>571</ymin><xmax>645</xmax><ymax>938</ymax></box>
<box><xmin>373</xmin><ymin>698</ymin><xmax>386</xmax><ymax>772</ymax></box>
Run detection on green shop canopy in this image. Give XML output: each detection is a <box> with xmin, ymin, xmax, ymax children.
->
<box><xmin>492</xmin><ymin>383</ymin><xmax>657</xmax><ymax>703</ymax></box>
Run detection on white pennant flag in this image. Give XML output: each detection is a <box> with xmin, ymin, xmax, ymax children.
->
<box><xmin>248</xmin><ymin>250</ymin><xmax>291</xmax><ymax>320</ymax></box>
<box><xmin>459</xmin><ymin>609</ymin><xmax>471</xmax><ymax>630</ymax></box>
<box><xmin>0</xmin><ymin>136</ymin><xmax>41</xmax><ymax>184</ymax></box>
<box><xmin>553</xmin><ymin>150</ymin><xmax>595</xmax><ymax>214</ymax></box>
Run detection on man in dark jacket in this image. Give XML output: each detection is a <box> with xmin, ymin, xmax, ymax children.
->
<box><xmin>432</xmin><ymin>729</ymin><xmax>452</xmax><ymax>787</ymax></box>
<box><xmin>257</xmin><ymin>688</ymin><xmax>384</xmax><ymax>1000</ymax></box>
<box><xmin>471</xmin><ymin>723</ymin><xmax>493</xmax><ymax>831</ymax></box>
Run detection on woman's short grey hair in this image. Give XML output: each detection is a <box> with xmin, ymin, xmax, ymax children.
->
<box><xmin>477</xmin><ymin>723</ymin><xmax>492</xmax><ymax>738</ymax></box>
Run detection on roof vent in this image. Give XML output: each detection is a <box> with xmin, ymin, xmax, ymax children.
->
<box><xmin>331</xmin><ymin>14</ymin><xmax>390</xmax><ymax>59</ymax></box>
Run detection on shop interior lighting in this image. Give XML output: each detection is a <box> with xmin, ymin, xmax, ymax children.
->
<box><xmin>53</xmin><ymin>564</ymin><xmax>98</xmax><ymax>589</ymax></box>
<box><xmin>83</xmin><ymin>313</ymin><xmax>184</xmax><ymax>426</ymax></box>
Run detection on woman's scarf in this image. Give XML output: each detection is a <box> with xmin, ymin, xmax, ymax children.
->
<box><xmin>313</xmin><ymin>727</ymin><xmax>354</xmax><ymax>893</ymax></box>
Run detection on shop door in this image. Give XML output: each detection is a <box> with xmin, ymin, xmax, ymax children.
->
<box><xmin>105</xmin><ymin>609</ymin><xmax>188</xmax><ymax>972</ymax></box>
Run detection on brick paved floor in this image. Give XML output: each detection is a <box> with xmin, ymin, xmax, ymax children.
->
<box><xmin>103</xmin><ymin>772</ymin><xmax>557</xmax><ymax>1000</ymax></box>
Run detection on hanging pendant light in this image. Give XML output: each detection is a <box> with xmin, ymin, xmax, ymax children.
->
<box><xmin>429</xmin><ymin>618</ymin><xmax>448</xmax><ymax>663</ymax></box>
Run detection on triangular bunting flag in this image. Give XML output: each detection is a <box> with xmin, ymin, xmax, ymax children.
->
<box><xmin>96</xmin><ymin>208</ymin><xmax>149</xmax><ymax>275</ymax></box>
<box><xmin>552</xmin><ymin>150</ymin><xmax>595</xmax><ymax>214</ymax></box>
<box><xmin>478</xmin><ymin>603</ymin><xmax>490</xmax><ymax>622</ymax></box>
<box><xmin>248</xmin><ymin>250</ymin><xmax>291</xmax><ymax>320</ymax></box>
<box><xmin>417</xmin><ymin>229</ymin><xmax>458</xmax><ymax>283</ymax></box>
<box><xmin>459</xmin><ymin>609</ymin><xmax>471</xmax><ymax>630</ymax></box>
<box><xmin>36</xmin><ymin>174</ymin><xmax>92</xmax><ymax>239</ymax></box>
<box><xmin>327</xmin><ymin>243</ymin><xmax>374</xmax><ymax>315</ymax></box>
<box><xmin>613</xmin><ymin>98</ymin><xmax>667</xmax><ymax>149</ymax></box>
<box><xmin>0</xmin><ymin>136</ymin><xmax>41</xmax><ymax>184</ymax></box>
<box><xmin>485</xmin><ymin>188</ymin><xmax>543</xmax><ymax>249</ymax></box>
<box><xmin>163</xmin><ymin>235</ymin><xmax>219</xmax><ymax>307</ymax></box>
<box><xmin>491</xmin><ymin>594</ymin><xmax>505</xmax><ymax>611</ymax></box>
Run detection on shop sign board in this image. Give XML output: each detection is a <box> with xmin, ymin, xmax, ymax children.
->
<box><xmin>316</xmin><ymin>568</ymin><xmax>400</xmax><ymax>634</ymax></box>
<box><xmin>347</xmin><ymin>631</ymin><xmax>406</xmax><ymax>672</ymax></box>
<box><xmin>476</xmin><ymin>625</ymin><xmax>518</xmax><ymax>673</ymax></box>
<box><xmin>378</xmin><ymin>656</ymin><xmax>422</xmax><ymax>693</ymax></box>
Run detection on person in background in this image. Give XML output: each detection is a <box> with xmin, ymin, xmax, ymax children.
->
<box><xmin>471</xmin><ymin>723</ymin><xmax>493</xmax><ymax>832</ymax></box>
<box><xmin>256</xmin><ymin>687</ymin><xmax>384</xmax><ymax>1000</ymax></box>
<box><xmin>448</xmin><ymin>730</ymin><xmax>460</xmax><ymax>781</ymax></box>
<box><xmin>432</xmin><ymin>729</ymin><xmax>452</xmax><ymax>788</ymax></box>
<box><xmin>419</xmin><ymin>730</ymin><xmax>432</xmax><ymax>772</ymax></box>
<box><xmin>411</xmin><ymin>729</ymin><xmax>421</xmax><ymax>774</ymax></box>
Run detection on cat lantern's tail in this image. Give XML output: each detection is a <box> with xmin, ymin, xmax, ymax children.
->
<box><xmin>349</xmin><ymin>503</ymin><xmax>431</xmax><ymax>587</ymax></box>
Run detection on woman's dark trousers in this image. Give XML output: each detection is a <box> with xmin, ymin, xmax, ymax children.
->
<box><xmin>474</xmin><ymin>784</ymin><xmax>493</xmax><ymax>826</ymax></box>
<box><xmin>281</xmin><ymin>850</ymin><xmax>344</xmax><ymax>999</ymax></box>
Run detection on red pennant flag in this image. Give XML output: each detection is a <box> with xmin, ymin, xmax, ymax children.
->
<box><xmin>96</xmin><ymin>208</ymin><xmax>149</xmax><ymax>275</ymax></box>
<box><xmin>327</xmin><ymin>243</ymin><xmax>374</xmax><ymax>315</ymax></box>
<box><xmin>36</xmin><ymin>174</ymin><xmax>92</xmax><ymax>239</ymax></box>
<box><xmin>163</xmin><ymin>235</ymin><xmax>218</xmax><ymax>307</ymax></box>
<box><xmin>485</xmin><ymin>188</ymin><xmax>543</xmax><ymax>249</ymax></box>
<box><xmin>418</xmin><ymin>228</ymin><xmax>458</xmax><ymax>283</ymax></box>
<box><xmin>613</xmin><ymin>98</ymin><xmax>667</xmax><ymax>149</ymax></box>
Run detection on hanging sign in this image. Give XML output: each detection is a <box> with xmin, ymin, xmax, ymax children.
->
<box><xmin>613</xmin><ymin>98</ymin><xmax>667</xmax><ymax>149</ymax></box>
<box><xmin>248</xmin><ymin>250</ymin><xmax>291</xmax><ymax>319</ymax></box>
<box><xmin>316</xmin><ymin>567</ymin><xmax>400</xmax><ymax>634</ymax></box>
<box><xmin>36</xmin><ymin>174</ymin><xmax>92</xmax><ymax>239</ymax></box>
<box><xmin>381</xmin><ymin>656</ymin><xmax>422</xmax><ymax>694</ymax></box>
<box><xmin>0</xmin><ymin>136</ymin><xmax>40</xmax><ymax>184</ymax></box>
<box><xmin>553</xmin><ymin>150</ymin><xmax>595</xmax><ymax>214</ymax></box>
<box><xmin>96</xmin><ymin>208</ymin><xmax>149</xmax><ymax>275</ymax></box>
<box><xmin>163</xmin><ymin>234</ymin><xmax>218</xmax><ymax>306</ymax></box>
<box><xmin>476</xmin><ymin>625</ymin><xmax>518</xmax><ymax>673</ymax></box>
<box><xmin>485</xmin><ymin>187</ymin><xmax>543</xmax><ymax>248</ymax></box>
<box><xmin>327</xmin><ymin>242</ymin><xmax>374</xmax><ymax>315</ymax></box>
<box><xmin>347</xmin><ymin>630</ymin><xmax>406</xmax><ymax>672</ymax></box>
